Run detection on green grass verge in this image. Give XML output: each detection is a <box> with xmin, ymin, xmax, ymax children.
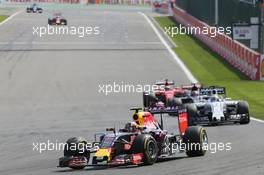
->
<box><xmin>0</xmin><ymin>15</ymin><xmax>8</xmax><ymax>23</ymax></box>
<box><xmin>155</xmin><ymin>16</ymin><xmax>264</xmax><ymax>120</ymax></box>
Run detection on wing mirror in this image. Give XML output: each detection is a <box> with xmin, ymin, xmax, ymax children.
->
<box><xmin>106</xmin><ymin>128</ymin><xmax>116</xmax><ymax>134</ymax></box>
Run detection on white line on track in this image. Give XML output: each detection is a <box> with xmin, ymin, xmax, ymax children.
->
<box><xmin>138</xmin><ymin>12</ymin><xmax>198</xmax><ymax>83</ymax></box>
<box><xmin>139</xmin><ymin>12</ymin><xmax>264</xmax><ymax>123</ymax></box>
<box><xmin>151</xmin><ymin>16</ymin><xmax>178</xmax><ymax>48</ymax></box>
<box><xmin>251</xmin><ymin>117</ymin><xmax>264</xmax><ymax>123</ymax></box>
<box><xmin>0</xmin><ymin>41</ymin><xmax>162</xmax><ymax>45</ymax></box>
<box><xmin>0</xmin><ymin>10</ymin><xmax>23</xmax><ymax>27</ymax></box>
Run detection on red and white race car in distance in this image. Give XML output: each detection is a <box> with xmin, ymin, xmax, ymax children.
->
<box><xmin>48</xmin><ymin>13</ymin><xmax>67</xmax><ymax>25</ymax></box>
<box><xmin>143</xmin><ymin>79</ymin><xmax>202</xmax><ymax>108</ymax></box>
<box><xmin>153</xmin><ymin>0</ymin><xmax>162</xmax><ymax>9</ymax></box>
<box><xmin>152</xmin><ymin>0</ymin><xmax>168</xmax><ymax>13</ymax></box>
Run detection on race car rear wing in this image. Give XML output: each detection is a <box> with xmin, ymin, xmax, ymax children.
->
<box><xmin>200</xmin><ymin>86</ymin><xmax>226</xmax><ymax>95</ymax></box>
<box><xmin>155</xmin><ymin>79</ymin><xmax>174</xmax><ymax>86</ymax></box>
<box><xmin>144</xmin><ymin>107</ymin><xmax>188</xmax><ymax>136</ymax></box>
<box><xmin>181</xmin><ymin>83</ymin><xmax>202</xmax><ymax>90</ymax></box>
<box><xmin>144</xmin><ymin>106</ymin><xmax>186</xmax><ymax>115</ymax></box>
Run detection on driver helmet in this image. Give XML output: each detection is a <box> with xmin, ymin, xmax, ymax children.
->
<box><xmin>164</xmin><ymin>83</ymin><xmax>172</xmax><ymax>91</ymax></box>
<box><xmin>191</xmin><ymin>90</ymin><xmax>199</xmax><ymax>97</ymax></box>
<box><xmin>124</xmin><ymin>122</ymin><xmax>139</xmax><ymax>132</ymax></box>
<box><xmin>210</xmin><ymin>95</ymin><xmax>218</xmax><ymax>102</ymax></box>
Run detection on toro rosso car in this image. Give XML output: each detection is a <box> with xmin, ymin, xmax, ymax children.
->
<box><xmin>58</xmin><ymin>107</ymin><xmax>208</xmax><ymax>169</ymax></box>
<box><xmin>184</xmin><ymin>87</ymin><xmax>250</xmax><ymax>126</ymax></box>
<box><xmin>143</xmin><ymin>79</ymin><xmax>201</xmax><ymax>108</ymax></box>
<box><xmin>26</xmin><ymin>4</ymin><xmax>43</xmax><ymax>13</ymax></box>
<box><xmin>48</xmin><ymin>13</ymin><xmax>67</xmax><ymax>25</ymax></box>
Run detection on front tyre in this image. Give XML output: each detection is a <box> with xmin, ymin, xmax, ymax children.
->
<box><xmin>183</xmin><ymin>126</ymin><xmax>208</xmax><ymax>157</ymax></box>
<box><xmin>64</xmin><ymin>137</ymin><xmax>90</xmax><ymax>170</ymax></box>
<box><xmin>62</xmin><ymin>20</ymin><xmax>67</xmax><ymax>25</ymax></box>
<box><xmin>132</xmin><ymin>135</ymin><xmax>158</xmax><ymax>165</ymax></box>
<box><xmin>237</xmin><ymin>101</ymin><xmax>250</xmax><ymax>124</ymax></box>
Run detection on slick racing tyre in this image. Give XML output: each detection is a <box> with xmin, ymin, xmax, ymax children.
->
<box><xmin>132</xmin><ymin>134</ymin><xmax>158</xmax><ymax>165</ymax></box>
<box><xmin>64</xmin><ymin>137</ymin><xmax>90</xmax><ymax>157</ymax></box>
<box><xmin>167</xmin><ymin>97</ymin><xmax>182</xmax><ymax>116</ymax></box>
<box><xmin>143</xmin><ymin>92</ymin><xmax>157</xmax><ymax>107</ymax></box>
<box><xmin>183</xmin><ymin>126</ymin><xmax>208</xmax><ymax>157</ymax></box>
<box><xmin>237</xmin><ymin>101</ymin><xmax>250</xmax><ymax>124</ymax></box>
<box><xmin>167</xmin><ymin>97</ymin><xmax>182</xmax><ymax>107</ymax></box>
<box><xmin>62</xmin><ymin>20</ymin><xmax>67</xmax><ymax>25</ymax></box>
<box><xmin>186</xmin><ymin>104</ymin><xmax>198</xmax><ymax>126</ymax></box>
<box><xmin>64</xmin><ymin>137</ymin><xmax>90</xmax><ymax>169</ymax></box>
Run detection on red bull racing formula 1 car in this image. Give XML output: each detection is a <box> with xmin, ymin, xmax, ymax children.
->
<box><xmin>58</xmin><ymin>107</ymin><xmax>208</xmax><ymax>170</ymax></box>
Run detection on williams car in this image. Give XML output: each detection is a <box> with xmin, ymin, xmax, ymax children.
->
<box><xmin>26</xmin><ymin>4</ymin><xmax>43</xmax><ymax>13</ymax></box>
<box><xmin>184</xmin><ymin>87</ymin><xmax>250</xmax><ymax>125</ymax></box>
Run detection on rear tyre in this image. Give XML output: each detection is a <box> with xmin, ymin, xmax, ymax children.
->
<box><xmin>143</xmin><ymin>92</ymin><xmax>148</xmax><ymax>107</ymax></box>
<box><xmin>237</xmin><ymin>101</ymin><xmax>250</xmax><ymax>124</ymax></box>
<box><xmin>167</xmin><ymin>97</ymin><xmax>182</xmax><ymax>116</ymax></box>
<box><xmin>132</xmin><ymin>135</ymin><xmax>158</xmax><ymax>165</ymax></box>
<box><xmin>183</xmin><ymin>126</ymin><xmax>207</xmax><ymax>157</ymax></box>
<box><xmin>173</xmin><ymin>97</ymin><xmax>182</xmax><ymax>106</ymax></box>
<box><xmin>186</xmin><ymin>104</ymin><xmax>198</xmax><ymax>126</ymax></box>
<box><xmin>64</xmin><ymin>137</ymin><xmax>90</xmax><ymax>169</ymax></box>
<box><xmin>167</xmin><ymin>97</ymin><xmax>182</xmax><ymax>107</ymax></box>
<box><xmin>143</xmin><ymin>92</ymin><xmax>157</xmax><ymax>107</ymax></box>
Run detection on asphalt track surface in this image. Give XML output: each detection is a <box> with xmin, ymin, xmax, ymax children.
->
<box><xmin>0</xmin><ymin>5</ymin><xmax>263</xmax><ymax>175</ymax></box>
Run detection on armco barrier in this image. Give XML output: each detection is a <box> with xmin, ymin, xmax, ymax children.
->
<box><xmin>8</xmin><ymin>0</ymin><xmax>150</xmax><ymax>4</ymax></box>
<box><xmin>172</xmin><ymin>6</ymin><xmax>261</xmax><ymax>80</ymax></box>
<box><xmin>261</xmin><ymin>56</ymin><xmax>264</xmax><ymax>80</ymax></box>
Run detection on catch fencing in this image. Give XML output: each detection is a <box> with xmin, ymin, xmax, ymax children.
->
<box><xmin>171</xmin><ymin>6</ymin><xmax>261</xmax><ymax>80</ymax></box>
<box><xmin>7</xmin><ymin>0</ymin><xmax>150</xmax><ymax>4</ymax></box>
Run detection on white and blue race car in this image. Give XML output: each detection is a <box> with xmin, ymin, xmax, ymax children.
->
<box><xmin>184</xmin><ymin>87</ymin><xmax>250</xmax><ymax>126</ymax></box>
<box><xmin>26</xmin><ymin>4</ymin><xmax>43</xmax><ymax>13</ymax></box>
